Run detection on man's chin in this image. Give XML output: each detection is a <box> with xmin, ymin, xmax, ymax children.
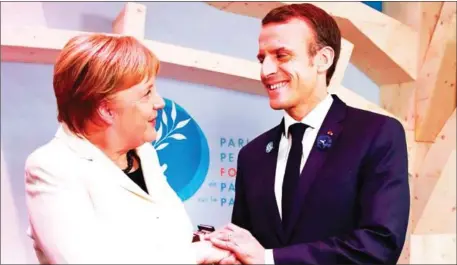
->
<box><xmin>269</xmin><ymin>100</ymin><xmax>287</xmax><ymax>110</ymax></box>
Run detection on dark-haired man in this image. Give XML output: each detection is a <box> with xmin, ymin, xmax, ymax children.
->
<box><xmin>208</xmin><ymin>3</ymin><xmax>410</xmax><ymax>265</ymax></box>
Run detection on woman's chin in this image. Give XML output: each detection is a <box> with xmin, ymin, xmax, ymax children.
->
<box><xmin>139</xmin><ymin>129</ymin><xmax>156</xmax><ymax>144</ymax></box>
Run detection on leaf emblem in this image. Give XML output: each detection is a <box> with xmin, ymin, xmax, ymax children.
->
<box><xmin>156</xmin><ymin>143</ymin><xmax>169</xmax><ymax>150</ymax></box>
<box><xmin>155</xmin><ymin>122</ymin><xmax>163</xmax><ymax>142</ymax></box>
<box><xmin>162</xmin><ymin>110</ymin><xmax>168</xmax><ymax>126</ymax></box>
<box><xmin>170</xmin><ymin>133</ymin><xmax>186</xmax><ymax>140</ymax></box>
<box><xmin>161</xmin><ymin>163</ymin><xmax>168</xmax><ymax>173</ymax></box>
<box><xmin>153</xmin><ymin>100</ymin><xmax>190</xmax><ymax>152</ymax></box>
<box><xmin>171</xmin><ymin>101</ymin><xmax>177</xmax><ymax>124</ymax></box>
<box><xmin>175</xmin><ymin>118</ymin><xmax>190</xmax><ymax>129</ymax></box>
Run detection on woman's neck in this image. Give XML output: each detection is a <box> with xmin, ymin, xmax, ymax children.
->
<box><xmin>84</xmin><ymin>128</ymin><xmax>131</xmax><ymax>170</ymax></box>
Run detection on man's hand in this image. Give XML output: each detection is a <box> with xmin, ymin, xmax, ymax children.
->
<box><xmin>205</xmin><ymin>223</ymin><xmax>265</xmax><ymax>264</ymax></box>
<box><xmin>192</xmin><ymin>240</ymin><xmax>232</xmax><ymax>264</ymax></box>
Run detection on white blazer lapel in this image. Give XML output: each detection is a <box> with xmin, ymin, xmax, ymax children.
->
<box><xmin>55</xmin><ymin>125</ymin><xmax>153</xmax><ymax>202</ymax></box>
<box><xmin>96</xmin><ymin>151</ymin><xmax>153</xmax><ymax>202</ymax></box>
<box><xmin>136</xmin><ymin>143</ymin><xmax>172</xmax><ymax>203</ymax></box>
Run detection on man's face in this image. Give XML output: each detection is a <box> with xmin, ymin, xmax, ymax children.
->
<box><xmin>258</xmin><ymin>18</ymin><xmax>319</xmax><ymax>112</ymax></box>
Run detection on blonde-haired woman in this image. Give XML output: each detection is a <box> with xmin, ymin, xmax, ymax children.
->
<box><xmin>25</xmin><ymin>34</ymin><xmax>233</xmax><ymax>264</ymax></box>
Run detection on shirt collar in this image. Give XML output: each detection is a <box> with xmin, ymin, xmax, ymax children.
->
<box><xmin>283</xmin><ymin>94</ymin><xmax>333</xmax><ymax>136</ymax></box>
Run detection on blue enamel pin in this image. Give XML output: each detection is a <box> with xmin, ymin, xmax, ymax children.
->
<box><xmin>316</xmin><ymin>130</ymin><xmax>333</xmax><ymax>150</ymax></box>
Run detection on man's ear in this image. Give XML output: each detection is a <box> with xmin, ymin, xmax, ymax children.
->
<box><xmin>315</xmin><ymin>46</ymin><xmax>335</xmax><ymax>74</ymax></box>
<box><xmin>97</xmin><ymin>101</ymin><xmax>115</xmax><ymax>125</ymax></box>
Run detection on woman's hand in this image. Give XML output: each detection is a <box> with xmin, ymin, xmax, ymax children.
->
<box><xmin>192</xmin><ymin>240</ymin><xmax>233</xmax><ymax>264</ymax></box>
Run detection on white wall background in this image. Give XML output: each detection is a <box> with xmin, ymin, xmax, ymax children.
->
<box><xmin>1</xmin><ymin>2</ymin><xmax>379</xmax><ymax>264</ymax></box>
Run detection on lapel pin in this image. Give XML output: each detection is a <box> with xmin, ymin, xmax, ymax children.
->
<box><xmin>266</xmin><ymin>141</ymin><xmax>274</xmax><ymax>153</ymax></box>
<box><xmin>316</xmin><ymin>134</ymin><xmax>333</xmax><ymax>150</ymax></box>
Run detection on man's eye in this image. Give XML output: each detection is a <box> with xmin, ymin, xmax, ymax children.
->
<box><xmin>277</xmin><ymin>54</ymin><xmax>288</xmax><ymax>59</ymax></box>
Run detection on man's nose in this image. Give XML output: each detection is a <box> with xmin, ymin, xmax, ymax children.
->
<box><xmin>261</xmin><ymin>57</ymin><xmax>278</xmax><ymax>77</ymax></box>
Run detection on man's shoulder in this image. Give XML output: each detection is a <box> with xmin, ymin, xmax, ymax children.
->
<box><xmin>345</xmin><ymin>104</ymin><xmax>404</xmax><ymax>132</ymax></box>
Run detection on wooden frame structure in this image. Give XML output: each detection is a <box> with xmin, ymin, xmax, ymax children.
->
<box><xmin>1</xmin><ymin>2</ymin><xmax>455</xmax><ymax>263</ymax></box>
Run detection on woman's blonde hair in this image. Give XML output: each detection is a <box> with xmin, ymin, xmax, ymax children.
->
<box><xmin>53</xmin><ymin>34</ymin><xmax>160</xmax><ymax>136</ymax></box>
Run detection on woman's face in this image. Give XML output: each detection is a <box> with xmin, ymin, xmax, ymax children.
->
<box><xmin>108</xmin><ymin>76</ymin><xmax>165</xmax><ymax>148</ymax></box>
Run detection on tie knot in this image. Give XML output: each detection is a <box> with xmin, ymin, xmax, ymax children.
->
<box><xmin>288</xmin><ymin>123</ymin><xmax>308</xmax><ymax>141</ymax></box>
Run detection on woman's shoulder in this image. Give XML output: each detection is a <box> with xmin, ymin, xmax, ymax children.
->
<box><xmin>24</xmin><ymin>137</ymin><xmax>82</xmax><ymax>183</ymax></box>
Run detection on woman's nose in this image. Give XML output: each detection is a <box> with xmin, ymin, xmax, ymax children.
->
<box><xmin>153</xmin><ymin>94</ymin><xmax>165</xmax><ymax>110</ymax></box>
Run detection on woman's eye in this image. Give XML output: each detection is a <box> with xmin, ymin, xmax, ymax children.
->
<box><xmin>277</xmin><ymin>54</ymin><xmax>288</xmax><ymax>59</ymax></box>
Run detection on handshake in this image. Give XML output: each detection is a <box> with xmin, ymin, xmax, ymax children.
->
<box><xmin>191</xmin><ymin>223</ymin><xmax>266</xmax><ymax>264</ymax></box>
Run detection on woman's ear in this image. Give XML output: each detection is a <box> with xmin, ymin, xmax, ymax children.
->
<box><xmin>97</xmin><ymin>101</ymin><xmax>115</xmax><ymax>125</ymax></box>
<box><xmin>316</xmin><ymin>46</ymin><xmax>335</xmax><ymax>74</ymax></box>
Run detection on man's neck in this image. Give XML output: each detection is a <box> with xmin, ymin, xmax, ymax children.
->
<box><xmin>287</xmin><ymin>91</ymin><xmax>328</xmax><ymax>121</ymax></box>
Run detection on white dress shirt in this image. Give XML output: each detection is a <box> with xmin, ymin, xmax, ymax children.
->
<box><xmin>264</xmin><ymin>94</ymin><xmax>334</xmax><ymax>264</ymax></box>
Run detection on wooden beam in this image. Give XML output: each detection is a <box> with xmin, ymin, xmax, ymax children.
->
<box><xmin>380</xmin><ymin>82</ymin><xmax>416</xmax><ymax>130</ymax></box>
<box><xmin>206</xmin><ymin>1</ymin><xmax>419</xmax><ymax>85</ymax></box>
<box><xmin>414</xmin><ymin>150</ymin><xmax>456</xmax><ymax>234</ymax></box>
<box><xmin>381</xmin><ymin>2</ymin><xmax>443</xmax><ymax>131</ymax></box>
<box><xmin>0</xmin><ymin>26</ymin><xmax>264</xmax><ymax>95</ymax></box>
<box><xmin>410</xmin><ymin>234</ymin><xmax>456</xmax><ymax>264</ymax></box>
<box><xmin>112</xmin><ymin>2</ymin><xmax>146</xmax><ymax>39</ymax></box>
<box><xmin>383</xmin><ymin>2</ymin><xmax>443</xmax><ymax>71</ymax></box>
<box><xmin>0</xmin><ymin>24</ymin><xmax>355</xmax><ymax>96</ymax></box>
<box><xmin>412</xmin><ymin>109</ymin><xmax>456</xmax><ymax>232</ymax></box>
<box><xmin>379</xmin><ymin>5</ymin><xmax>447</xmax><ymax>261</ymax></box>
<box><xmin>328</xmin><ymin>39</ymin><xmax>353</xmax><ymax>93</ymax></box>
<box><xmin>415</xmin><ymin>3</ymin><xmax>457</xmax><ymax>142</ymax></box>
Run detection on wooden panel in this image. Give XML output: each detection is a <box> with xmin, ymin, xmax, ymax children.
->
<box><xmin>410</xmin><ymin>234</ymin><xmax>456</xmax><ymax>264</ymax></box>
<box><xmin>398</xmin><ymin>171</ymin><xmax>415</xmax><ymax>264</ymax></box>
<box><xmin>415</xmin><ymin>3</ymin><xmax>457</xmax><ymax>142</ymax></box>
<box><xmin>207</xmin><ymin>1</ymin><xmax>419</xmax><ymax>85</ymax></box>
<box><xmin>383</xmin><ymin>2</ymin><xmax>443</xmax><ymax>70</ymax></box>
<box><xmin>381</xmin><ymin>2</ymin><xmax>443</xmax><ymax>131</ymax></box>
<box><xmin>412</xmin><ymin>110</ymin><xmax>456</xmax><ymax>232</ymax></box>
<box><xmin>112</xmin><ymin>2</ymin><xmax>146</xmax><ymax>39</ymax></box>
<box><xmin>380</xmin><ymin>82</ymin><xmax>415</xmax><ymax>130</ymax></box>
<box><xmin>415</xmin><ymin>150</ymin><xmax>456</xmax><ymax>234</ymax></box>
<box><xmin>328</xmin><ymin>39</ymin><xmax>353</xmax><ymax>93</ymax></box>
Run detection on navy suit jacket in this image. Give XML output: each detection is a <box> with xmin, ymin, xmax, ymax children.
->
<box><xmin>232</xmin><ymin>94</ymin><xmax>410</xmax><ymax>264</ymax></box>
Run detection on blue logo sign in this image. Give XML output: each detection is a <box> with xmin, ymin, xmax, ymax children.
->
<box><xmin>152</xmin><ymin>98</ymin><xmax>210</xmax><ymax>201</ymax></box>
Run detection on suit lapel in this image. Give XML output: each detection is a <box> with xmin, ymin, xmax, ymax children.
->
<box><xmin>284</xmin><ymin>95</ymin><xmax>347</xmax><ymax>239</ymax></box>
<box><xmin>260</xmin><ymin>119</ymin><xmax>286</xmax><ymax>244</ymax></box>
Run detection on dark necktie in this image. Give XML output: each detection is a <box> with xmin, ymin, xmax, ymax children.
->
<box><xmin>282</xmin><ymin>123</ymin><xmax>308</xmax><ymax>229</ymax></box>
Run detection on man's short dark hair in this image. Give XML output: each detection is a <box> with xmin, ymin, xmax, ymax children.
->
<box><xmin>262</xmin><ymin>3</ymin><xmax>341</xmax><ymax>86</ymax></box>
